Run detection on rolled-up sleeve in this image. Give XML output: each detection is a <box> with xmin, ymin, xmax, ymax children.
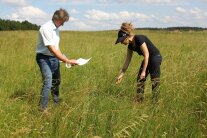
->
<box><xmin>40</xmin><ymin>27</ymin><xmax>55</xmax><ymax>47</ymax></box>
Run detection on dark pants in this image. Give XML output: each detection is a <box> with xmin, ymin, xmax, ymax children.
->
<box><xmin>137</xmin><ymin>55</ymin><xmax>162</xmax><ymax>101</ymax></box>
<box><xmin>36</xmin><ymin>54</ymin><xmax>60</xmax><ymax>109</ymax></box>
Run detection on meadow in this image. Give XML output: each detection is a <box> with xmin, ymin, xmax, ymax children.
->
<box><xmin>0</xmin><ymin>30</ymin><xmax>206</xmax><ymax>138</ymax></box>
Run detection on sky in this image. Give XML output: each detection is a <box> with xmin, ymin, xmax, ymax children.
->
<box><xmin>0</xmin><ymin>0</ymin><xmax>207</xmax><ymax>31</ymax></box>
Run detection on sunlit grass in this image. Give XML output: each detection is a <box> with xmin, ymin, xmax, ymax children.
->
<box><xmin>0</xmin><ymin>30</ymin><xmax>206</xmax><ymax>137</ymax></box>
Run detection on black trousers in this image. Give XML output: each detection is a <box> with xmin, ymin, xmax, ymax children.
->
<box><xmin>137</xmin><ymin>54</ymin><xmax>162</xmax><ymax>94</ymax></box>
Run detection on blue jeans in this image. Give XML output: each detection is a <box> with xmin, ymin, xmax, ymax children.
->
<box><xmin>36</xmin><ymin>54</ymin><xmax>60</xmax><ymax>109</ymax></box>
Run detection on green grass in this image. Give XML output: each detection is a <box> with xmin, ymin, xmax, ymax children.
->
<box><xmin>0</xmin><ymin>30</ymin><xmax>206</xmax><ymax>137</ymax></box>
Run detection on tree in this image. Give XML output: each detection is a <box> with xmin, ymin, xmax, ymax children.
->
<box><xmin>0</xmin><ymin>19</ymin><xmax>40</xmax><ymax>31</ymax></box>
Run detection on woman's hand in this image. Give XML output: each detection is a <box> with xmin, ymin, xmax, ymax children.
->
<box><xmin>116</xmin><ymin>73</ymin><xmax>124</xmax><ymax>84</ymax></box>
<box><xmin>140</xmin><ymin>71</ymin><xmax>146</xmax><ymax>80</ymax></box>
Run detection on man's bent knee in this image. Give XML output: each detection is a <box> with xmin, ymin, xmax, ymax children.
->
<box><xmin>52</xmin><ymin>79</ymin><xmax>61</xmax><ymax>87</ymax></box>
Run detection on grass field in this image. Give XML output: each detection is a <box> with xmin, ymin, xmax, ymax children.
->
<box><xmin>0</xmin><ymin>30</ymin><xmax>206</xmax><ymax>137</ymax></box>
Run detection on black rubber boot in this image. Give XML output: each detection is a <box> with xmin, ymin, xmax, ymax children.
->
<box><xmin>135</xmin><ymin>79</ymin><xmax>145</xmax><ymax>102</ymax></box>
<box><xmin>151</xmin><ymin>78</ymin><xmax>160</xmax><ymax>104</ymax></box>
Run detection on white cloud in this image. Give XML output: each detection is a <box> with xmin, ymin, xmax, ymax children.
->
<box><xmin>176</xmin><ymin>7</ymin><xmax>186</xmax><ymax>13</ymax></box>
<box><xmin>71</xmin><ymin>22</ymin><xmax>93</xmax><ymax>30</ymax></box>
<box><xmin>67</xmin><ymin>19</ymin><xmax>118</xmax><ymax>31</ymax></box>
<box><xmin>95</xmin><ymin>0</ymin><xmax>180</xmax><ymax>4</ymax></box>
<box><xmin>70</xmin><ymin>9</ymin><xmax>79</xmax><ymax>14</ymax></box>
<box><xmin>54</xmin><ymin>0</ymin><xmax>95</xmax><ymax>4</ymax></box>
<box><xmin>142</xmin><ymin>0</ymin><xmax>176</xmax><ymax>4</ymax></box>
<box><xmin>189</xmin><ymin>8</ymin><xmax>201</xmax><ymax>15</ymax></box>
<box><xmin>85</xmin><ymin>9</ymin><xmax>151</xmax><ymax>21</ymax></box>
<box><xmin>70</xmin><ymin>17</ymin><xmax>79</xmax><ymax>21</ymax></box>
<box><xmin>56</xmin><ymin>0</ymin><xmax>68</xmax><ymax>2</ymax></box>
<box><xmin>160</xmin><ymin>16</ymin><xmax>176</xmax><ymax>23</ymax></box>
<box><xmin>176</xmin><ymin>7</ymin><xmax>207</xmax><ymax>20</ymax></box>
<box><xmin>85</xmin><ymin>9</ymin><xmax>111</xmax><ymax>20</ymax></box>
<box><xmin>173</xmin><ymin>7</ymin><xmax>207</xmax><ymax>27</ymax></box>
<box><xmin>6</xmin><ymin>6</ymin><xmax>49</xmax><ymax>25</ymax></box>
<box><xmin>149</xmin><ymin>7</ymin><xmax>207</xmax><ymax>27</ymax></box>
<box><xmin>65</xmin><ymin>9</ymin><xmax>155</xmax><ymax>30</ymax></box>
<box><xmin>0</xmin><ymin>0</ymin><xmax>27</xmax><ymax>7</ymax></box>
<box><xmin>55</xmin><ymin>0</ymin><xmax>181</xmax><ymax>5</ymax></box>
<box><xmin>2</xmin><ymin>0</ymin><xmax>206</xmax><ymax>30</ymax></box>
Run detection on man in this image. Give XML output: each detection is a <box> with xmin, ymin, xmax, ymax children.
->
<box><xmin>36</xmin><ymin>8</ymin><xmax>77</xmax><ymax>111</ymax></box>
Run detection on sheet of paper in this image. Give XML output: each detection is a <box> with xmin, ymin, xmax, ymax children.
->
<box><xmin>65</xmin><ymin>57</ymin><xmax>91</xmax><ymax>68</ymax></box>
<box><xmin>76</xmin><ymin>57</ymin><xmax>92</xmax><ymax>65</ymax></box>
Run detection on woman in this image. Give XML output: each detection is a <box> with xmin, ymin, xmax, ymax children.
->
<box><xmin>115</xmin><ymin>23</ymin><xmax>162</xmax><ymax>103</ymax></box>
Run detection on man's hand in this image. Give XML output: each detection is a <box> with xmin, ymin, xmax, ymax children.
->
<box><xmin>67</xmin><ymin>59</ymin><xmax>78</xmax><ymax>66</ymax></box>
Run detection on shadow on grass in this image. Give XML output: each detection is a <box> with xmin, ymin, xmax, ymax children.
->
<box><xmin>9</xmin><ymin>88</ymin><xmax>37</xmax><ymax>103</ymax></box>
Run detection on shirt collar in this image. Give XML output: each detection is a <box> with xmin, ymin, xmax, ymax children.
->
<box><xmin>50</xmin><ymin>20</ymin><xmax>58</xmax><ymax>29</ymax></box>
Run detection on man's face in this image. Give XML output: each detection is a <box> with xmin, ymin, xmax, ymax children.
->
<box><xmin>56</xmin><ymin>20</ymin><xmax>65</xmax><ymax>28</ymax></box>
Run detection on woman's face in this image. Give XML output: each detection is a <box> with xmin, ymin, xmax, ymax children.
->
<box><xmin>121</xmin><ymin>37</ymin><xmax>130</xmax><ymax>45</ymax></box>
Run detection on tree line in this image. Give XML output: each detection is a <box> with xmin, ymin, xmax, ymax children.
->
<box><xmin>0</xmin><ymin>18</ymin><xmax>206</xmax><ymax>31</ymax></box>
<box><xmin>0</xmin><ymin>19</ymin><xmax>40</xmax><ymax>31</ymax></box>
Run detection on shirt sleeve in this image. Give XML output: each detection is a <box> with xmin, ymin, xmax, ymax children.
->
<box><xmin>40</xmin><ymin>27</ymin><xmax>55</xmax><ymax>47</ymax></box>
<box><xmin>137</xmin><ymin>36</ymin><xmax>145</xmax><ymax>47</ymax></box>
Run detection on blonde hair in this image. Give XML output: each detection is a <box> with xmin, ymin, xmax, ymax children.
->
<box><xmin>120</xmin><ymin>22</ymin><xmax>134</xmax><ymax>35</ymax></box>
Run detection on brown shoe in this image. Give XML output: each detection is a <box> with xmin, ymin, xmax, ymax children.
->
<box><xmin>39</xmin><ymin>108</ymin><xmax>51</xmax><ymax>116</ymax></box>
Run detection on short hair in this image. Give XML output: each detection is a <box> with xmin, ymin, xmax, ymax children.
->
<box><xmin>52</xmin><ymin>8</ymin><xmax>69</xmax><ymax>22</ymax></box>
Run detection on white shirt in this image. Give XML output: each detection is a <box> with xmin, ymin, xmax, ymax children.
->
<box><xmin>36</xmin><ymin>20</ymin><xmax>60</xmax><ymax>56</ymax></box>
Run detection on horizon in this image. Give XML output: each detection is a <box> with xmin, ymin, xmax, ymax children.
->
<box><xmin>1</xmin><ymin>18</ymin><xmax>206</xmax><ymax>31</ymax></box>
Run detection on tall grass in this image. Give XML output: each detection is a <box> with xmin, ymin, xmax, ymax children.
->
<box><xmin>0</xmin><ymin>30</ymin><xmax>206</xmax><ymax>137</ymax></box>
